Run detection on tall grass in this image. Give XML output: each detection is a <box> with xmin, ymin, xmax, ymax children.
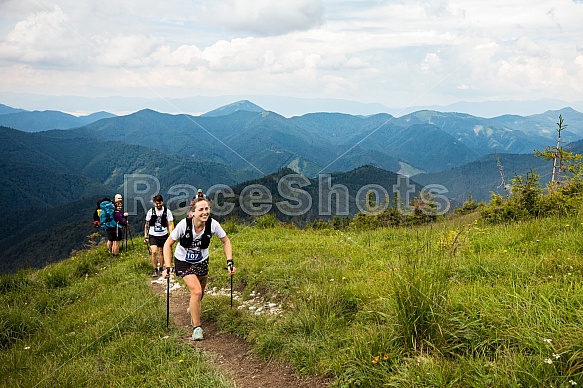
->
<box><xmin>390</xmin><ymin>243</ymin><xmax>451</xmax><ymax>352</ymax></box>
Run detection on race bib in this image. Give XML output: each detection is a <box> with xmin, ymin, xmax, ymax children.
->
<box><xmin>185</xmin><ymin>249</ymin><xmax>203</xmax><ymax>263</ymax></box>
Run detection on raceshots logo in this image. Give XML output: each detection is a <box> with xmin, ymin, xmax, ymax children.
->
<box><xmin>123</xmin><ymin>173</ymin><xmax>450</xmax><ymax>218</ymax></box>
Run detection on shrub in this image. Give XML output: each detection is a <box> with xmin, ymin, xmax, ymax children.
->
<box><xmin>350</xmin><ymin>212</ymin><xmax>381</xmax><ymax>230</ymax></box>
<box><xmin>454</xmin><ymin>193</ymin><xmax>481</xmax><ymax>215</ymax></box>
<box><xmin>220</xmin><ymin>218</ymin><xmax>240</xmax><ymax>235</ymax></box>
<box><xmin>481</xmin><ymin>170</ymin><xmax>541</xmax><ymax>223</ymax></box>
<box><xmin>481</xmin><ymin>169</ymin><xmax>583</xmax><ymax>224</ymax></box>
<box><xmin>255</xmin><ymin>213</ymin><xmax>279</xmax><ymax>229</ymax></box>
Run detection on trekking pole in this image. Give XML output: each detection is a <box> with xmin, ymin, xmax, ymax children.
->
<box><xmin>230</xmin><ymin>272</ymin><xmax>233</xmax><ymax>308</ymax></box>
<box><xmin>166</xmin><ymin>269</ymin><xmax>170</xmax><ymax>329</ymax></box>
<box><xmin>127</xmin><ymin>222</ymin><xmax>134</xmax><ymax>248</ymax></box>
<box><xmin>227</xmin><ymin>261</ymin><xmax>234</xmax><ymax>308</ymax></box>
<box><xmin>144</xmin><ymin>237</ymin><xmax>151</xmax><ymax>255</ymax></box>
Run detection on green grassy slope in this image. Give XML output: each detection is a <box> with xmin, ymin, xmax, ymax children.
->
<box><xmin>3</xmin><ymin>206</ymin><xmax>583</xmax><ymax>387</ymax></box>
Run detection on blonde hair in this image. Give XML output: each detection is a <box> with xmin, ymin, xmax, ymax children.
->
<box><xmin>189</xmin><ymin>197</ymin><xmax>210</xmax><ymax>212</ymax></box>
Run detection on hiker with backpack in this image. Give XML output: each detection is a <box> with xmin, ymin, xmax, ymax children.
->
<box><xmin>93</xmin><ymin>197</ymin><xmax>127</xmax><ymax>255</ymax></box>
<box><xmin>194</xmin><ymin>188</ymin><xmax>208</xmax><ymax>200</ymax></box>
<box><xmin>93</xmin><ymin>197</ymin><xmax>111</xmax><ymax>229</ymax></box>
<box><xmin>107</xmin><ymin>200</ymin><xmax>128</xmax><ymax>255</ymax></box>
<box><xmin>144</xmin><ymin>194</ymin><xmax>174</xmax><ymax>277</ymax></box>
<box><xmin>162</xmin><ymin>197</ymin><xmax>235</xmax><ymax>341</ymax></box>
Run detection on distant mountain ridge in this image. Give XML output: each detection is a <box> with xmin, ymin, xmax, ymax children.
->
<box><xmin>0</xmin><ymin>103</ymin><xmax>26</xmax><ymax>115</ymax></box>
<box><xmin>0</xmin><ymin>108</ymin><xmax>116</xmax><ymax>132</ymax></box>
<box><xmin>31</xmin><ymin>102</ymin><xmax>583</xmax><ymax>176</ymax></box>
<box><xmin>202</xmin><ymin>100</ymin><xmax>265</xmax><ymax>117</ymax></box>
<box><xmin>2</xmin><ymin>92</ymin><xmax>583</xmax><ymax>117</ymax></box>
<box><xmin>2</xmin><ymin>100</ymin><xmax>581</xmax><ymax>178</ymax></box>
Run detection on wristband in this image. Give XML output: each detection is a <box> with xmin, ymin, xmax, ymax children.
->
<box><xmin>166</xmin><ymin>267</ymin><xmax>171</xmax><ymax>273</ymax></box>
<box><xmin>226</xmin><ymin>259</ymin><xmax>234</xmax><ymax>269</ymax></box>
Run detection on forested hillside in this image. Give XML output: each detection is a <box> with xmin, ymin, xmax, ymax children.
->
<box><xmin>0</xmin><ymin>126</ymin><xmax>257</xmax><ymax>272</ymax></box>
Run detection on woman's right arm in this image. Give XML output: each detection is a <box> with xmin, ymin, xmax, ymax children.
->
<box><xmin>163</xmin><ymin>236</ymin><xmax>175</xmax><ymax>268</ymax></box>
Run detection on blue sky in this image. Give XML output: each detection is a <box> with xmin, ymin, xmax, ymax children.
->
<box><xmin>0</xmin><ymin>0</ymin><xmax>582</xmax><ymax>116</ymax></box>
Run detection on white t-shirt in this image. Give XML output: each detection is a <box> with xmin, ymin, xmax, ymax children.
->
<box><xmin>145</xmin><ymin>206</ymin><xmax>174</xmax><ymax>236</ymax></box>
<box><xmin>170</xmin><ymin>217</ymin><xmax>226</xmax><ymax>263</ymax></box>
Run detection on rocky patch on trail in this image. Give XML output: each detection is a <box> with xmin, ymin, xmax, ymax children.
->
<box><xmin>205</xmin><ymin>287</ymin><xmax>284</xmax><ymax>316</ymax></box>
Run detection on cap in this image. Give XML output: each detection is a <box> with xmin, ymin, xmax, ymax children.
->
<box><xmin>197</xmin><ymin>189</ymin><xmax>203</xmax><ymax>193</ymax></box>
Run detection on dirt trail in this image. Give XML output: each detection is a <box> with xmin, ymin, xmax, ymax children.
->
<box><xmin>152</xmin><ymin>280</ymin><xmax>332</xmax><ymax>388</ymax></box>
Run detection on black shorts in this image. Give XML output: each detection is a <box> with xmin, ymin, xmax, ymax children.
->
<box><xmin>148</xmin><ymin>234</ymin><xmax>168</xmax><ymax>247</ymax></box>
<box><xmin>107</xmin><ymin>228</ymin><xmax>123</xmax><ymax>241</ymax></box>
<box><xmin>174</xmin><ymin>258</ymin><xmax>209</xmax><ymax>278</ymax></box>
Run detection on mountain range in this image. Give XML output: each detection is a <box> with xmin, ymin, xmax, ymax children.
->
<box><xmin>0</xmin><ymin>104</ymin><xmax>116</xmax><ymax>131</ymax></box>
<box><xmin>0</xmin><ymin>99</ymin><xmax>581</xmax><ymax>272</ymax></box>
<box><xmin>7</xmin><ymin>101</ymin><xmax>579</xmax><ymax>176</ymax></box>
<box><xmin>2</xmin><ymin>92</ymin><xmax>583</xmax><ymax>118</ymax></box>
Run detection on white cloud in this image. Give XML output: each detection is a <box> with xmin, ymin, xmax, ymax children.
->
<box><xmin>0</xmin><ymin>5</ymin><xmax>71</xmax><ymax>64</ymax></box>
<box><xmin>421</xmin><ymin>52</ymin><xmax>442</xmax><ymax>73</ymax></box>
<box><xmin>422</xmin><ymin>0</ymin><xmax>452</xmax><ymax>17</ymax></box>
<box><xmin>150</xmin><ymin>45</ymin><xmax>204</xmax><ymax>68</ymax></box>
<box><xmin>91</xmin><ymin>34</ymin><xmax>164</xmax><ymax>68</ymax></box>
<box><xmin>199</xmin><ymin>0</ymin><xmax>325</xmax><ymax>36</ymax></box>
<box><xmin>0</xmin><ymin>0</ymin><xmax>582</xmax><ymax>110</ymax></box>
<box><xmin>201</xmin><ymin>38</ymin><xmax>261</xmax><ymax>71</ymax></box>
